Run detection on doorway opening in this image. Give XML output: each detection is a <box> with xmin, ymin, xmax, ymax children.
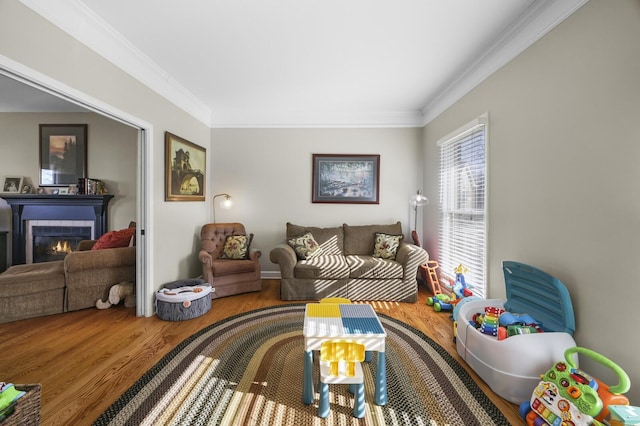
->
<box><xmin>0</xmin><ymin>59</ymin><xmax>153</xmax><ymax>317</ymax></box>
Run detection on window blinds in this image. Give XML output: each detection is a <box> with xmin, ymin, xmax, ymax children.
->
<box><xmin>438</xmin><ymin>119</ymin><xmax>487</xmax><ymax>298</ymax></box>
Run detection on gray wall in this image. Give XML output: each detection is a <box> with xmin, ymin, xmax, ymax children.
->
<box><xmin>211</xmin><ymin>127</ymin><xmax>425</xmax><ymax>275</ymax></box>
<box><xmin>423</xmin><ymin>0</ymin><xmax>640</xmax><ymax>404</ymax></box>
<box><xmin>0</xmin><ymin>112</ymin><xmax>137</xmax><ymax>245</ymax></box>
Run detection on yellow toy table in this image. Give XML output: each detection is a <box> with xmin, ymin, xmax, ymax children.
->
<box><xmin>302</xmin><ymin>303</ymin><xmax>387</xmax><ymax>406</ymax></box>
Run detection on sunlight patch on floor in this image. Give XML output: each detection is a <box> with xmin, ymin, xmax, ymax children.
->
<box><xmin>354</xmin><ymin>300</ymin><xmax>400</xmax><ymax>311</ymax></box>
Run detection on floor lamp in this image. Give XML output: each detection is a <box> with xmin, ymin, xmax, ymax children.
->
<box><xmin>409</xmin><ymin>190</ymin><xmax>429</xmax><ymax>233</ymax></box>
<box><xmin>212</xmin><ymin>193</ymin><xmax>233</xmax><ymax>223</ymax></box>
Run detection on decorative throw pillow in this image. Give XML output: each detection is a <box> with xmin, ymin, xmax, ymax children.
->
<box><xmin>287</xmin><ymin>232</ymin><xmax>322</xmax><ymax>260</ymax></box>
<box><xmin>91</xmin><ymin>227</ymin><xmax>136</xmax><ymax>250</ymax></box>
<box><xmin>372</xmin><ymin>232</ymin><xmax>403</xmax><ymax>260</ymax></box>
<box><xmin>219</xmin><ymin>234</ymin><xmax>252</xmax><ymax>259</ymax></box>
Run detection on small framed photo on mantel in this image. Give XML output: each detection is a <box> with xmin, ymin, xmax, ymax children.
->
<box><xmin>2</xmin><ymin>176</ymin><xmax>23</xmax><ymax>194</ymax></box>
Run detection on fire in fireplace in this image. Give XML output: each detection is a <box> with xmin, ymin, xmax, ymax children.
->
<box><xmin>32</xmin><ymin>226</ymin><xmax>92</xmax><ymax>263</ymax></box>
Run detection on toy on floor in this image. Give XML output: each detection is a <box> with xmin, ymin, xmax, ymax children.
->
<box><xmin>452</xmin><ymin>264</ymin><xmax>474</xmax><ymax>299</ymax></box>
<box><xmin>428</xmin><ymin>263</ymin><xmax>474</xmax><ymax>312</ymax></box>
<box><xmin>426</xmin><ymin>293</ymin><xmax>451</xmax><ymax>311</ymax></box>
<box><xmin>441</xmin><ymin>264</ymin><xmax>480</xmax><ymax>343</ymax></box>
<box><xmin>519</xmin><ymin>346</ymin><xmax>631</xmax><ymax>426</ymax></box>
<box><xmin>96</xmin><ymin>281</ymin><xmax>135</xmax><ymax>309</ymax></box>
<box><xmin>420</xmin><ymin>260</ymin><xmax>442</xmax><ymax>295</ymax></box>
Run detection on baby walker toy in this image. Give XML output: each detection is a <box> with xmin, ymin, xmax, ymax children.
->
<box><xmin>519</xmin><ymin>346</ymin><xmax>630</xmax><ymax>426</ymax></box>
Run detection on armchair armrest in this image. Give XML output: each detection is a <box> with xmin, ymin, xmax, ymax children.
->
<box><xmin>248</xmin><ymin>248</ymin><xmax>262</xmax><ymax>262</ymax></box>
<box><xmin>269</xmin><ymin>244</ymin><xmax>297</xmax><ymax>279</ymax></box>
<box><xmin>76</xmin><ymin>239</ymin><xmax>97</xmax><ymax>251</ymax></box>
<box><xmin>64</xmin><ymin>246</ymin><xmax>136</xmax><ymax>273</ymax></box>
<box><xmin>396</xmin><ymin>242</ymin><xmax>429</xmax><ymax>279</ymax></box>
<box><xmin>199</xmin><ymin>249</ymin><xmax>213</xmax><ymax>266</ymax></box>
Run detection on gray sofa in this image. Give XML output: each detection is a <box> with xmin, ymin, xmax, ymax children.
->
<box><xmin>270</xmin><ymin>222</ymin><xmax>428</xmax><ymax>302</ymax></box>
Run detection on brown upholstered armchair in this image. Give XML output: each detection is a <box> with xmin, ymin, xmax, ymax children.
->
<box><xmin>199</xmin><ymin>222</ymin><xmax>262</xmax><ymax>298</ymax></box>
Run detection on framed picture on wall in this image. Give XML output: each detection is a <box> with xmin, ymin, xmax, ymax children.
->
<box><xmin>312</xmin><ymin>154</ymin><xmax>380</xmax><ymax>204</ymax></box>
<box><xmin>39</xmin><ymin>124</ymin><xmax>88</xmax><ymax>186</ymax></box>
<box><xmin>165</xmin><ymin>131</ymin><xmax>206</xmax><ymax>201</ymax></box>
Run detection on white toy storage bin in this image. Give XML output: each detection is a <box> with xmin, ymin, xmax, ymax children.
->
<box><xmin>455</xmin><ymin>261</ymin><xmax>577</xmax><ymax>404</ymax></box>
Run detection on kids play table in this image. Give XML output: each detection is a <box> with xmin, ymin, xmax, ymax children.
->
<box><xmin>302</xmin><ymin>303</ymin><xmax>387</xmax><ymax>406</ymax></box>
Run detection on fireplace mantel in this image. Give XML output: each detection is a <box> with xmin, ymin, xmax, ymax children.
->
<box><xmin>1</xmin><ymin>194</ymin><xmax>114</xmax><ymax>265</ymax></box>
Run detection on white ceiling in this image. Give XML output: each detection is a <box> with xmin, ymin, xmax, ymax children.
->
<box><xmin>11</xmin><ymin>0</ymin><xmax>587</xmax><ymax>127</ymax></box>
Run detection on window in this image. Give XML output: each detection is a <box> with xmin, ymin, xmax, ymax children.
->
<box><xmin>438</xmin><ymin>114</ymin><xmax>487</xmax><ymax>298</ymax></box>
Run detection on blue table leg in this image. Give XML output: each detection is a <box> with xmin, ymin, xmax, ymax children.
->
<box><xmin>303</xmin><ymin>349</ymin><xmax>314</xmax><ymax>404</ymax></box>
<box><xmin>374</xmin><ymin>351</ymin><xmax>387</xmax><ymax>405</ymax></box>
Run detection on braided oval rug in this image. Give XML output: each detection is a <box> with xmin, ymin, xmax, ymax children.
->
<box><xmin>94</xmin><ymin>304</ymin><xmax>511</xmax><ymax>426</ymax></box>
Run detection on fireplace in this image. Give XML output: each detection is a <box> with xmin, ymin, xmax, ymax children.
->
<box><xmin>1</xmin><ymin>194</ymin><xmax>113</xmax><ymax>265</ymax></box>
<box><xmin>31</xmin><ymin>224</ymin><xmax>93</xmax><ymax>263</ymax></box>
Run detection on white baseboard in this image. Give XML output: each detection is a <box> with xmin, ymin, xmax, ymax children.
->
<box><xmin>261</xmin><ymin>270</ymin><xmax>281</xmax><ymax>279</ymax></box>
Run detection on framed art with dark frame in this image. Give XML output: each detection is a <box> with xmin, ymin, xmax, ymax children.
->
<box><xmin>165</xmin><ymin>131</ymin><xmax>206</xmax><ymax>201</ymax></box>
<box><xmin>39</xmin><ymin>124</ymin><xmax>87</xmax><ymax>187</ymax></box>
<box><xmin>312</xmin><ymin>154</ymin><xmax>380</xmax><ymax>204</ymax></box>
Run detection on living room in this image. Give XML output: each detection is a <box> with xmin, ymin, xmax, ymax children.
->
<box><xmin>1</xmin><ymin>0</ymin><xmax>638</xmax><ymax>412</ymax></box>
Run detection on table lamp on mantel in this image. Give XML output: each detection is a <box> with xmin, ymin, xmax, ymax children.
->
<box><xmin>212</xmin><ymin>193</ymin><xmax>233</xmax><ymax>223</ymax></box>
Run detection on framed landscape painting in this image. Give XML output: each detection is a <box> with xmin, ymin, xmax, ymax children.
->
<box><xmin>312</xmin><ymin>154</ymin><xmax>380</xmax><ymax>204</ymax></box>
<box><xmin>39</xmin><ymin>124</ymin><xmax>87</xmax><ymax>187</ymax></box>
<box><xmin>165</xmin><ymin>131</ymin><xmax>206</xmax><ymax>201</ymax></box>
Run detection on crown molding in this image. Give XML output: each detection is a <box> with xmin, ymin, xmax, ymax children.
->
<box><xmin>210</xmin><ymin>109</ymin><xmax>424</xmax><ymax>129</ymax></box>
<box><xmin>19</xmin><ymin>0</ymin><xmax>212</xmax><ymax>127</ymax></box>
<box><xmin>421</xmin><ymin>0</ymin><xmax>589</xmax><ymax>126</ymax></box>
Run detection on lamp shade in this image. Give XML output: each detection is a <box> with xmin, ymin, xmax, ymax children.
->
<box><xmin>212</xmin><ymin>193</ymin><xmax>232</xmax><ymax>222</ymax></box>
<box><xmin>219</xmin><ymin>195</ymin><xmax>233</xmax><ymax>209</ymax></box>
<box><xmin>409</xmin><ymin>190</ymin><xmax>429</xmax><ymax>207</ymax></box>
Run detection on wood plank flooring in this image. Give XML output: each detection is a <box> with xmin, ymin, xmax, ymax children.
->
<box><xmin>0</xmin><ymin>280</ymin><xmax>524</xmax><ymax>425</ymax></box>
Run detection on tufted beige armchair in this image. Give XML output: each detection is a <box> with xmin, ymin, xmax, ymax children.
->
<box><xmin>198</xmin><ymin>222</ymin><xmax>262</xmax><ymax>298</ymax></box>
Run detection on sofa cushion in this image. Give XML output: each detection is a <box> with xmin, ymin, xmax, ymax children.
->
<box><xmin>287</xmin><ymin>231</ymin><xmax>322</xmax><ymax>260</ymax></box>
<box><xmin>92</xmin><ymin>227</ymin><xmax>135</xmax><ymax>250</ymax></box>
<box><xmin>0</xmin><ymin>261</ymin><xmax>65</xmax><ymax>296</ymax></box>
<box><xmin>286</xmin><ymin>223</ymin><xmax>343</xmax><ymax>255</ymax></box>
<box><xmin>219</xmin><ymin>234</ymin><xmax>252</xmax><ymax>259</ymax></box>
<box><xmin>346</xmin><ymin>255</ymin><xmax>404</xmax><ymax>279</ymax></box>
<box><xmin>294</xmin><ymin>255</ymin><xmax>350</xmax><ymax>280</ymax></box>
<box><xmin>212</xmin><ymin>259</ymin><xmax>257</xmax><ymax>276</ymax></box>
<box><xmin>343</xmin><ymin>222</ymin><xmax>403</xmax><ymax>255</ymax></box>
<box><xmin>373</xmin><ymin>232</ymin><xmax>403</xmax><ymax>260</ymax></box>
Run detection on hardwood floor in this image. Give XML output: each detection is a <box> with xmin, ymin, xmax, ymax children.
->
<box><xmin>0</xmin><ymin>280</ymin><xmax>524</xmax><ymax>425</ymax></box>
